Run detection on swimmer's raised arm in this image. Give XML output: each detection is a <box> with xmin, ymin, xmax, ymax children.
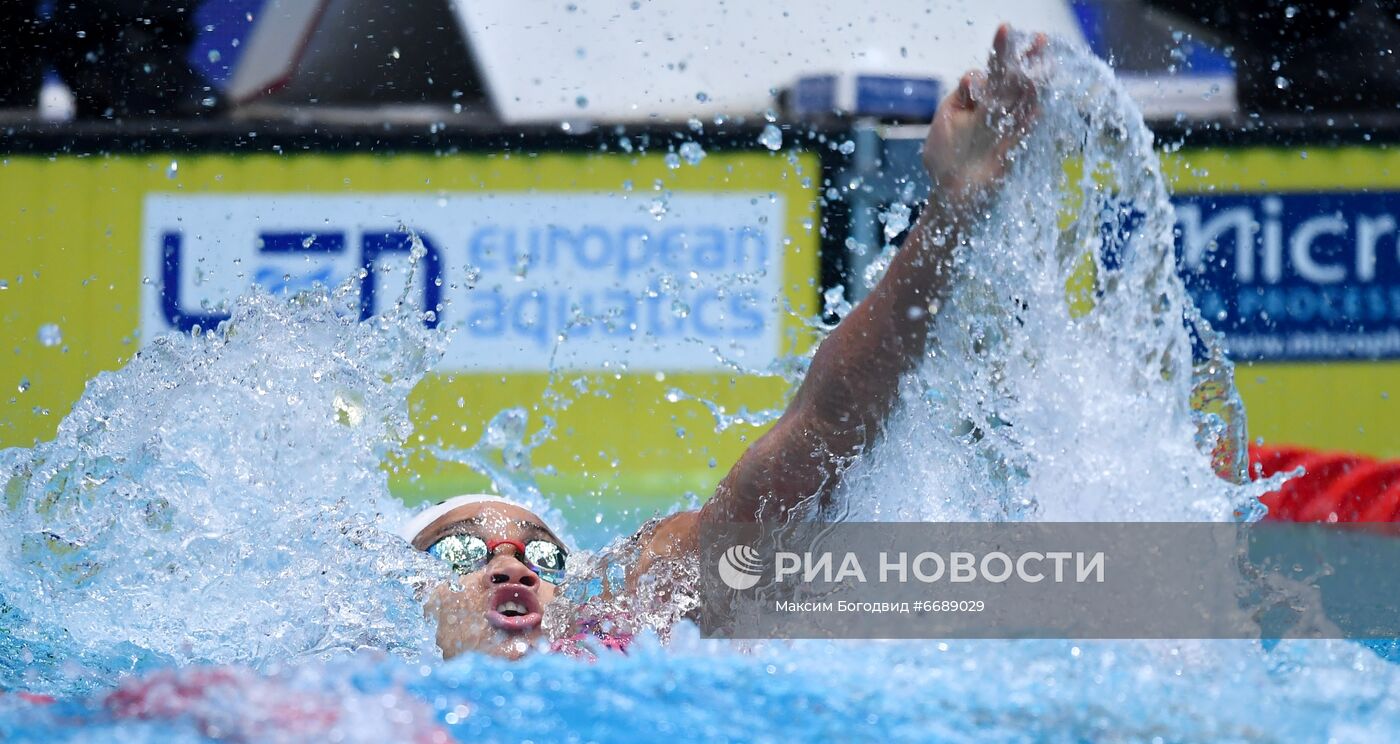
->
<box><xmin>630</xmin><ymin>26</ymin><xmax>1046</xmax><ymax>572</ymax></box>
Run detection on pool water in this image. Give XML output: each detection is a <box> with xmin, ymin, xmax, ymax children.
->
<box><xmin>4</xmin><ymin>31</ymin><xmax>1399</xmax><ymax>743</ymax></box>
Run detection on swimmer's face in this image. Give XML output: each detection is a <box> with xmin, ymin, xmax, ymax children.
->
<box><xmin>412</xmin><ymin>501</ymin><xmax>564</xmax><ymax>660</ymax></box>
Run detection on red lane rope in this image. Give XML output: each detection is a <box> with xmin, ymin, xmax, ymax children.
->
<box><xmin>1249</xmin><ymin>445</ymin><xmax>1400</xmax><ymax>523</ymax></box>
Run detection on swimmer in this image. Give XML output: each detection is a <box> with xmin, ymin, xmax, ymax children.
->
<box><xmin>403</xmin><ymin>25</ymin><xmax>1048</xmax><ymax>659</ymax></box>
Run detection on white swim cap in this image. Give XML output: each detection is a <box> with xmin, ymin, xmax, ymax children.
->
<box><xmin>395</xmin><ymin>494</ymin><xmax>531</xmax><ymax>544</ymax></box>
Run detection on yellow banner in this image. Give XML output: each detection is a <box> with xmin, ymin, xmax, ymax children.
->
<box><xmin>0</xmin><ymin>151</ymin><xmax>820</xmax><ymax>507</ymax></box>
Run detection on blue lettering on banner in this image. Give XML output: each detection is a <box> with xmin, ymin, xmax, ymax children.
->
<box><xmin>1173</xmin><ymin>192</ymin><xmax>1400</xmax><ymax>361</ymax></box>
<box><xmin>452</xmin><ymin>223</ymin><xmax>774</xmax><ymax>350</ymax></box>
<box><xmin>161</xmin><ymin>231</ymin><xmax>233</xmax><ymax>333</ymax></box>
<box><xmin>253</xmin><ymin>265</ymin><xmax>336</xmax><ymax>295</ymax></box>
<box><xmin>253</xmin><ymin>231</ymin><xmax>343</xmax><ymax>295</ymax></box>
<box><xmin>258</xmin><ymin>232</ymin><xmax>346</xmax><ymax>253</ymax></box>
<box><xmin>461</xmin><ymin>223</ymin><xmax>766</xmax><ymax>279</ymax></box>
<box><xmin>459</xmin><ymin>284</ymin><xmax>768</xmax><ymax>350</ymax></box>
<box><xmin>360</xmin><ymin>231</ymin><xmax>443</xmax><ymax>329</ymax></box>
<box><xmin>144</xmin><ymin>190</ymin><xmax>785</xmax><ymax>371</ymax></box>
<box><xmin>160</xmin><ymin>228</ymin><xmax>445</xmax><ymax>332</ymax></box>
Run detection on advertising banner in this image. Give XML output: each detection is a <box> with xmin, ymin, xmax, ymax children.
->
<box><xmin>1176</xmin><ymin>191</ymin><xmax>1400</xmax><ymax>362</ymax></box>
<box><xmin>1164</xmin><ymin>146</ymin><xmax>1400</xmax><ymax>458</ymax></box>
<box><xmin>142</xmin><ymin>192</ymin><xmax>785</xmax><ymax>372</ymax></box>
<box><xmin>0</xmin><ymin>149</ymin><xmax>820</xmax><ymax>505</ymax></box>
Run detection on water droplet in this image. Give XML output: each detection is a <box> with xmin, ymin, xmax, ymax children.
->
<box><xmin>664</xmin><ymin>152</ymin><xmax>682</xmax><ymax>169</ymax></box>
<box><xmin>670</xmin><ymin>299</ymin><xmax>690</xmax><ymax>318</ymax></box>
<box><xmin>823</xmin><ymin>285</ymin><xmax>853</xmax><ymax>319</ymax></box>
<box><xmin>166</xmin><ymin>160</ymin><xmax>178</xmax><ymax>179</ymax></box>
<box><xmin>880</xmin><ymin>203</ymin><xmax>912</xmax><ymax>241</ymax></box>
<box><xmin>657</xmin><ymin>273</ymin><xmax>678</xmax><ymax>295</ymax></box>
<box><xmin>37</xmin><ymin>323</ymin><xmax>62</xmax><ymax>347</ymax></box>
<box><xmin>648</xmin><ymin>198</ymin><xmax>669</xmax><ymax>220</ymax></box>
<box><xmin>678</xmin><ymin>142</ymin><xmax>706</xmax><ymax>165</ymax></box>
<box><xmin>575</xmin><ymin>95</ymin><xmax>589</xmax><ymax>109</ymax></box>
<box><xmin>17</xmin><ymin>377</ymin><xmax>30</xmax><ymax>393</ymax></box>
<box><xmin>0</xmin><ymin>279</ymin><xmax>8</xmax><ymax>290</ymax></box>
<box><xmin>757</xmin><ymin>124</ymin><xmax>783</xmax><ymax>151</ymax></box>
<box><xmin>1274</xmin><ymin>76</ymin><xmax>1290</xmax><ymax>90</ymax></box>
<box><xmin>695</xmin><ymin>91</ymin><xmax>709</xmax><ymax>102</ymax></box>
<box><xmin>208</xmin><ymin>49</ymin><xmax>221</xmax><ymax>64</ymax></box>
<box><xmin>838</xmin><ymin>139</ymin><xmax>856</xmax><ymax>155</ymax></box>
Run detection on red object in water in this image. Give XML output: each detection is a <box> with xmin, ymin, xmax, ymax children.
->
<box><xmin>103</xmin><ymin>666</ymin><xmax>453</xmax><ymax>743</ymax></box>
<box><xmin>1249</xmin><ymin>445</ymin><xmax>1400</xmax><ymax>522</ymax></box>
<box><xmin>0</xmin><ymin>691</ymin><xmax>56</xmax><ymax>705</ymax></box>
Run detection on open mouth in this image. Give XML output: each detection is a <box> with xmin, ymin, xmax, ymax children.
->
<box><xmin>485</xmin><ymin>586</ymin><xmax>543</xmax><ymax>633</ymax></box>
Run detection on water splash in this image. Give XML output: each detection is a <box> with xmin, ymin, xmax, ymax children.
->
<box><xmin>426</xmin><ymin>407</ymin><xmax>564</xmax><ymax>531</ymax></box>
<box><xmin>830</xmin><ymin>32</ymin><xmax>1272</xmax><ymax>523</ymax></box>
<box><xmin>662</xmin><ymin>388</ymin><xmax>783</xmax><ymax>434</ymax></box>
<box><xmin>0</xmin><ymin>285</ymin><xmax>451</xmax><ymax>695</ymax></box>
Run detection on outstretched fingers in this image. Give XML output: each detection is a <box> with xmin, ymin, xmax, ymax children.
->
<box><xmin>989</xmin><ymin>23</ymin><xmax>1013</xmax><ymax>80</ymax></box>
<box><xmin>989</xmin><ymin>29</ymin><xmax>1047</xmax><ymax>163</ymax></box>
<box><xmin>1013</xmin><ymin>33</ymin><xmax>1046</xmax><ymax>126</ymax></box>
<box><xmin>1025</xmin><ymin>32</ymin><xmax>1048</xmax><ymax>62</ymax></box>
<box><xmin>987</xmin><ymin>26</ymin><xmax>1046</xmax><ymax>98</ymax></box>
<box><xmin>990</xmin><ymin>27</ymin><xmax>1045</xmax><ymax>128</ymax></box>
<box><xmin>956</xmin><ymin>70</ymin><xmax>988</xmax><ymax>111</ymax></box>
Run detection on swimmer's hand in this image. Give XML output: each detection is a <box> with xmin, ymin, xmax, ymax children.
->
<box><xmin>923</xmin><ymin>24</ymin><xmax>1046</xmax><ymax>216</ymax></box>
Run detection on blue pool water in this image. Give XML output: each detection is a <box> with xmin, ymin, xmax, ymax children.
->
<box><xmin>4</xmin><ymin>31</ymin><xmax>1399</xmax><ymax>742</ymax></box>
<box><xmin>7</xmin><ymin>636</ymin><xmax>1400</xmax><ymax>742</ymax></box>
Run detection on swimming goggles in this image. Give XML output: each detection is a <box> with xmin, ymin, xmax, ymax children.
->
<box><xmin>427</xmin><ymin>533</ymin><xmax>568</xmax><ymax>585</ymax></box>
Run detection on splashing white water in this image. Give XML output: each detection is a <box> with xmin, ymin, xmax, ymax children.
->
<box><xmin>829</xmin><ymin>32</ymin><xmax>1267</xmax><ymax>524</ymax></box>
<box><xmin>0</xmin><ymin>285</ymin><xmax>451</xmax><ymax>693</ymax></box>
